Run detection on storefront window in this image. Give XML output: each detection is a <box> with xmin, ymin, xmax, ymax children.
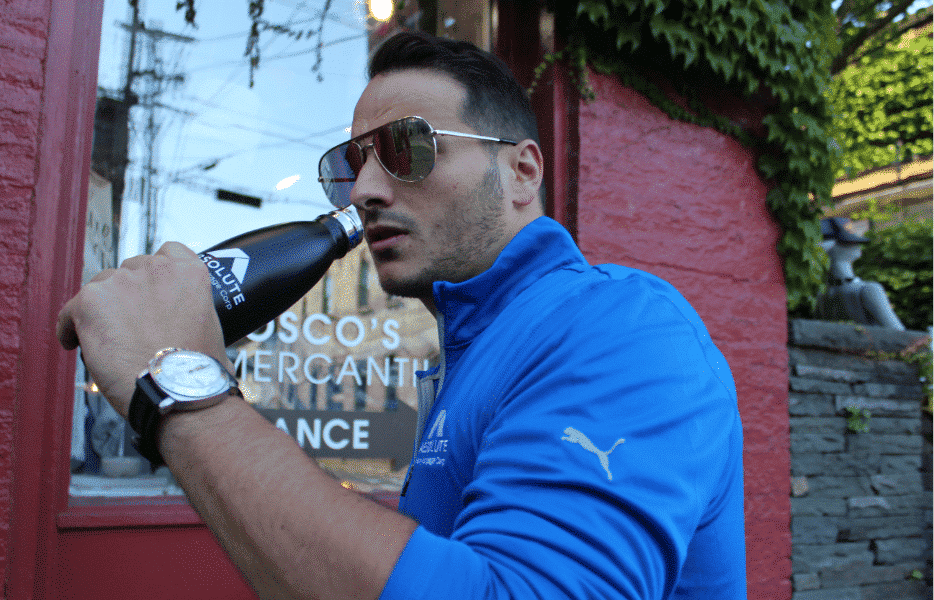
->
<box><xmin>70</xmin><ymin>0</ymin><xmax>438</xmax><ymax>501</ymax></box>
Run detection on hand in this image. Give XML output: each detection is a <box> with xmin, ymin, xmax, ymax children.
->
<box><xmin>56</xmin><ymin>242</ymin><xmax>229</xmax><ymax>418</ymax></box>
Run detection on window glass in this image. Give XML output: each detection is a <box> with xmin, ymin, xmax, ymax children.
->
<box><xmin>70</xmin><ymin>0</ymin><xmax>437</xmax><ymax>501</ymax></box>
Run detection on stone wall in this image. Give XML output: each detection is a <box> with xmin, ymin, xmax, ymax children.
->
<box><xmin>788</xmin><ymin>319</ymin><xmax>932</xmax><ymax>599</ymax></box>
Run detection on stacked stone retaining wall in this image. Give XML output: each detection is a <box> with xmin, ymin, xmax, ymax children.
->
<box><xmin>788</xmin><ymin>319</ymin><xmax>932</xmax><ymax>600</ymax></box>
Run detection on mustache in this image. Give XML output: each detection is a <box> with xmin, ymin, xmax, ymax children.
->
<box><xmin>361</xmin><ymin>209</ymin><xmax>418</xmax><ymax>232</ymax></box>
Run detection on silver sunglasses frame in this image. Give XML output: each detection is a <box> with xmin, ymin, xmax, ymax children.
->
<box><xmin>317</xmin><ymin>115</ymin><xmax>517</xmax><ymax>206</ymax></box>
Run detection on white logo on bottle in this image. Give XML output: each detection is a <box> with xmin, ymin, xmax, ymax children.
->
<box><xmin>206</xmin><ymin>248</ymin><xmax>250</xmax><ymax>283</ymax></box>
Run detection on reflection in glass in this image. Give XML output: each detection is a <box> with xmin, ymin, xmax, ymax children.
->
<box><xmin>71</xmin><ymin>0</ymin><xmax>437</xmax><ymax>500</ymax></box>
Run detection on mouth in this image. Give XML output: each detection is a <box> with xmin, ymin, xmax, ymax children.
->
<box><xmin>365</xmin><ymin>223</ymin><xmax>410</xmax><ymax>253</ymax></box>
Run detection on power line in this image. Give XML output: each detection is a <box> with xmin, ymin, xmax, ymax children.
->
<box><xmin>185</xmin><ymin>31</ymin><xmax>366</xmax><ymax>72</ymax></box>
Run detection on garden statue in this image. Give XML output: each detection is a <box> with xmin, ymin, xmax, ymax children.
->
<box><xmin>816</xmin><ymin>217</ymin><xmax>905</xmax><ymax>330</ymax></box>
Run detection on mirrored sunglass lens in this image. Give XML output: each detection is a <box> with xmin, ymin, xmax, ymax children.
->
<box><xmin>374</xmin><ymin>118</ymin><xmax>434</xmax><ymax>181</ymax></box>
<box><xmin>318</xmin><ymin>118</ymin><xmax>438</xmax><ymax>207</ymax></box>
<box><xmin>375</xmin><ymin>120</ymin><xmax>412</xmax><ymax>178</ymax></box>
<box><xmin>344</xmin><ymin>143</ymin><xmax>364</xmax><ymax>176</ymax></box>
<box><xmin>406</xmin><ymin>119</ymin><xmax>436</xmax><ymax>180</ymax></box>
<box><xmin>319</xmin><ymin>142</ymin><xmax>355</xmax><ymax>208</ymax></box>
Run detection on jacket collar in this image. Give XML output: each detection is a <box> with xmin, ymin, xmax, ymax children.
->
<box><xmin>431</xmin><ymin>216</ymin><xmax>586</xmax><ymax>349</ymax></box>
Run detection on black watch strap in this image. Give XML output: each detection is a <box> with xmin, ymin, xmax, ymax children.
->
<box><xmin>129</xmin><ymin>373</ymin><xmax>167</xmax><ymax>467</ymax></box>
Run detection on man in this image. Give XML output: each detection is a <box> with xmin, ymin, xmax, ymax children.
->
<box><xmin>58</xmin><ymin>31</ymin><xmax>746</xmax><ymax>599</ymax></box>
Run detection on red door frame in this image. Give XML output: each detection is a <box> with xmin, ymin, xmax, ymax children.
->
<box><xmin>7</xmin><ymin>1</ymin><xmax>574</xmax><ymax>597</ymax></box>
<box><xmin>7</xmin><ymin>0</ymin><xmax>105</xmax><ymax>595</ymax></box>
<box><xmin>5</xmin><ymin>0</ymin><xmax>252</xmax><ymax>596</ymax></box>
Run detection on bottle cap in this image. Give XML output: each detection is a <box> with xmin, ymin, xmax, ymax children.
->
<box><xmin>331</xmin><ymin>206</ymin><xmax>364</xmax><ymax>249</ymax></box>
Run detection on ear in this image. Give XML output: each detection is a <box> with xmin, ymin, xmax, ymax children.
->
<box><xmin>506</xmin><ymin>140</ymin><xmax>544</xmax><ymax>209</ymax></box>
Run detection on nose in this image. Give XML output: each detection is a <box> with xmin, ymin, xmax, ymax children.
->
<box><xmin>349</xmin><ymin>147</ymin><xmax>394</xmax><ymax>212</ymax></box>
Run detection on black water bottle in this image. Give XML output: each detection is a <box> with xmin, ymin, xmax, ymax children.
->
<box><xmin>199</xmin><ymin>206</ymin><xmax>364</xmax><ymax>346</ymax></box>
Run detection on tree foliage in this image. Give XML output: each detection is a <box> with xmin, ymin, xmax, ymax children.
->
<box><xmin>832</xmin><ymin>0</ymin><xmax>933</xmax><ymax>75</ymax></box>
<box><xmin>853</xmin><ymin>218</ymin><xmax>933</xmax><ymax>331</ymax></box>
<box><xmin>828</xmin><ymin>13</ymin><xmax>933</xmax><ymax>178</ymax></box>
<box><xmin>172</xmin><ymin>0</ymin><xmax>337</xmax><ymax>86</ymax></box>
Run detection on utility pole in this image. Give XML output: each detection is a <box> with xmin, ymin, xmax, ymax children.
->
<box><xmin>119</xmin><ymin>5</ymin><xmax>193</xmax><ymax>254</ymax></box>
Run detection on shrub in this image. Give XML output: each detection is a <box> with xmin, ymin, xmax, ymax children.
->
<box><xmin>853</xmin><ymin>218</ymin><xmax>933</xmax><ymax>331</ymax></box>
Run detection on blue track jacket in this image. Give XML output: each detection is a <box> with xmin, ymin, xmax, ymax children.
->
<box><xmin>380</xmin><ymin>217</ymin><xmax>747</xmax><ymax>599</ymax></box>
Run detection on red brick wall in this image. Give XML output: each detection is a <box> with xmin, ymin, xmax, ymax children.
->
<box><xmin>576</xmin><ymin>71</ymin><xmax>791</xmax><ymax>599</ymax></box>
<box><xmin>0</xmin><ymin>1</ymin><xmax>51</xmax><ymax>585</ymax></box>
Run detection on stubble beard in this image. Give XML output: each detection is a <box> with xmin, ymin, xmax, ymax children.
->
<box><xmin>377</xmin><ymin>165</ymin><xmax>507</xmax><ymax>301</ymax></box>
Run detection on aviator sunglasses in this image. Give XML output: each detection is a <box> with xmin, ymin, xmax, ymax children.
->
<box><xmin>318</xmin><ymin>115</ymin><xmax>518</xmax><ymax>209</ymax></box>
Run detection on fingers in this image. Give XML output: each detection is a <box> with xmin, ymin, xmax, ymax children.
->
<box><xmin>157</xmin><ymin>240</ymin><xmax>199</xmax><ymax>259</ymax></box>
<box><xmin>88</xmin><ymin>268</ymin><xmax>117</xmax><ymax>283</ymax></box>
<box><xmin>120</xmin><ymin>241</ymin><xmax>198</xmax><ymax>270</ymax></box>
<box><xmin>55</xmin><ymin>240</ymin><xmax>225</xmax><ymax>415</ymax></box>
<box><xmin>57</xmin><ymin>268</ymin><xmax>114</xmax><ymax>350</ymax></box>
<box><xmin>59</xmin><ymin>244</ymin><xmax>202</xmax><ymax>351</ymax></box>
<box><xmin>56</xmin><ymin>300</ymin><xmax>81</xmax><ymax>350</ymax></box>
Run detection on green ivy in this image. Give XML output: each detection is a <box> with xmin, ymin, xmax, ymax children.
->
<box><xmin>537</xmin><ymin>0</ymin><xmax>839</xmax><ymax>313</ymax></box>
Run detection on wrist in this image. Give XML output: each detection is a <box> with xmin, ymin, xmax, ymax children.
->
<box><xmin>157</xmin><ymin>394</ymin><xmax>277</xmax><ymax>482</ymax></box>
<box><xmin>128</xmin><ymin>348</ymin><xmax>241</xmax><ymax>468</ymax></box>
<box><xmin>157</xmin><ymin>391</ymin><xmax>244</xmax><ymax>463</ymax></box>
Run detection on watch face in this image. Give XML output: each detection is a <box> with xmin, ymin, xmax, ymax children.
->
<box><xmin>151</xmin><ymin>349</ymin><xmax>230</xmax><ymax>401</ymax></box>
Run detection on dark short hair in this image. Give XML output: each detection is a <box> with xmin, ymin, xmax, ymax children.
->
<box><xmin>369</xmin><ymin>31</ymin><xmax>540</xmax><ymax>149</ymax></box>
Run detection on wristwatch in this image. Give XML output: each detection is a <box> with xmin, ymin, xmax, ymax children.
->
<box><xmin>129</xmin><ymin>348</ymin><xmax>241</xmax><ymax>467</ymax></box>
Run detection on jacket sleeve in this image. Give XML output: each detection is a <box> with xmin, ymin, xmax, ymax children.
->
<box><xmin>380</xmin><ymin>274</ymin><xmax>745</xmax><ymax>599</ymax></box>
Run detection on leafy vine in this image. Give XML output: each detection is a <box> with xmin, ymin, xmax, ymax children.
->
<box><xmin>860</xmin><ymin>335</ymin><xmax>933</xmax><ymax>414</ymax></box>
<box><xmin>537</xmin><ymin>0</ymin><xmax>840</xmax><ymax>313</ymax></box>
<box><xmin>899</xmin><ymin>337</ymin><xmax>932</xmax><ymax>415</ymax></box>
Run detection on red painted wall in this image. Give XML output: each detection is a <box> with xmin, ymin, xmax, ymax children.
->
<box><xmin>576</xmin><ymin>71</ymin><xmax>791</xmax><ymax>599</ymax></box>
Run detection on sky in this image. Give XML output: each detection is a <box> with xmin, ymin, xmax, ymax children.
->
<box><xmin>831</xmin><ymin>0</ymin><xmax>934</xmax><ymax>19</ymax></box>
<box><xmin>97</xmin><ymin>0</ymin><xmax>372</xmax><ymax>259</ymax></box>
<box><xmin>100</xmin><ymin>0</ymin><xmax>933</xmax><ymax>259</ymax></box>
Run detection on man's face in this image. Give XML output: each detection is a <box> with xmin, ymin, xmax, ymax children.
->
<box><xmin>348</xmin><ymin>69</ymin><xmax>513</xmax><ymax>308</ymax></box>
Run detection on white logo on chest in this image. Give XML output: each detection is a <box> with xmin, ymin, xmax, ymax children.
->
<box><xmin>415</xmin><ymin>410</ymin><xmax>449</xmax><ymax>466</ymax></box>
<box><xmin>426</xmin><ymin>410</ymin><xmax>446</xmax><ymax>439</ymax></box>
<box><xmin>561</xmin><ymin>427</ymin><xmax>625</xmax><ymax>481</ymax></box>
